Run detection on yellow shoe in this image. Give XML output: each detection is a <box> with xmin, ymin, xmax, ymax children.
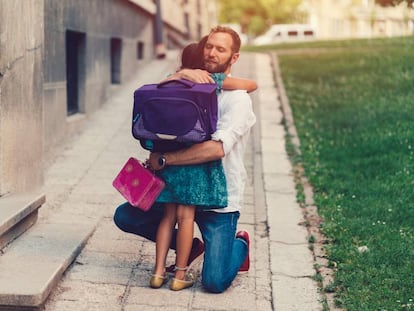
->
<box><xmin>170</xmin><ymin>271</ymin><xmax>194</xmax><ymax>291</ymax></box>
<box><xmin>150</xmin><ymin>273</ymin><xmax>168</xmax><ymax>288</ymax></box>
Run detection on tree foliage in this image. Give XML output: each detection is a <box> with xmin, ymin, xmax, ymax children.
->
<box><xmin>217</xmin><ymin>0</ymin><xmax>413</xmax><ymax>37</ymax></box>
<box><xmin>375</xmin><ymin>0</ymin><xmax>414</xmax><ymax>7</ymax></box>
<box><xmin>217</xmin><ymin>0</ymin><xmax>305</xmax><ymax>36</ymax></box>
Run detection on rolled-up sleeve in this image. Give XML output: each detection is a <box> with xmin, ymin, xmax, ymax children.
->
<box><xmin>211</xmin><ymin>90</ymin><xmax>256</xmax><ymax>155</ymax></box>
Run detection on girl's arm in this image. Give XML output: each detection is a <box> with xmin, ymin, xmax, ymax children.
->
<box><xmin>222</xmin><ymin>76</ymin><xmax>258</xmax><ymax>93</ymax></box>
<box><xmin>160</xmin><ymin>70</ymin><xmax>257</xmax><ymax>92</ymax></box>
<box><xmin>161</xmin><ymin>69</ymin><xmax>214</xmax><ymax>84</ymax></box>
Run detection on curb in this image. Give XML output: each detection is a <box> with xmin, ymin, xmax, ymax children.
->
<box><xmin>270</xmin><ymin>52</ymin><xmax>336</xmax><ymax>310</ymax></box>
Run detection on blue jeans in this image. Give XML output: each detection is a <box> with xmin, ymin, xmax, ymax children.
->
<box><xmin>113</xmin><ymin>202</ymin><xmax>248</xmax><ymax>293</ymax></box>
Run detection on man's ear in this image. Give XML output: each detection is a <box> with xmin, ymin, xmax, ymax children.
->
<box><xmin>230</xmin><ymin>52</ymin><xmax>240</xmax><ymax>65</ymax></box>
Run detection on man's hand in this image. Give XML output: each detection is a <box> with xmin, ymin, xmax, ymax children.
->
<box><xmin>147</xmin><ymin>140</ymin><xmax>224</xmax><ymax>169</ymax></box>
<box><xmin>147</xmin><ymin>152</ymin><xmax>163</xmax><ymax>170</ymax></box>
<box><xmin>173</xmin><ymin>69</ymin><xmax>214</xmax><ymax>84</ymax></box>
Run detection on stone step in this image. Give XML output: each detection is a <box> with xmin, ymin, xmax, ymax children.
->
<box><xmin>0</xmin><ymin>222</ymin><xmax>97</xmax><ymax>310</ymax></box>
<box><xmin>0</xmin><ymin>193</ymin><xmax>45</xmax><ymax>250</ymax></box>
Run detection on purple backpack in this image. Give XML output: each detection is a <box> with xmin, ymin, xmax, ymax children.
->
<box><xmin>132</xmin><ymin>79</ymin><xmax>218</xmax><ymax>152</ymax></box>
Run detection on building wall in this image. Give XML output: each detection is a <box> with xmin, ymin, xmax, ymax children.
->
<box><xmin>181</xmin><ymin>0</ymin><xmax>218</xmax><ymax>40</ymax></box>
<box><xmin>197</xmin><ymin>0</ymin><xmax>219</xmax><ymax>38</ymax></box>
<box><xmin>0</xmin><ymin>0</ymin><xmax>44</xmax><ymax>195</ymax></box>
<box><xmin>304</xmin><ymin>0</ymin><xmax>414</xmax><ymax>39</ymax></box>
<box><xmin>43</xmin><ymin>0</ymin><xmax>155</xmax><ymax>155</ymax></box>
<box><xmin>161</xmin><ymin>0</ymin><xmax>218</xmax><ymax>48</ymax></box>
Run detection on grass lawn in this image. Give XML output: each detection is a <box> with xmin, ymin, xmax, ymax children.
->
<box><xmin>249</xmin><ymin>37</ymin><xmax>414</xmax><ymax>310</ymax></box>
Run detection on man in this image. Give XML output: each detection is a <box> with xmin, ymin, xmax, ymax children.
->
<box><xmin>114</xmin><ymin>26</ymin><xmax>256</xmax><ymax>293</ymax></box>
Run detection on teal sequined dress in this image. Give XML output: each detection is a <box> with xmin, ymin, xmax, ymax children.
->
<box><xmin>155</xmin><ymin>73</ymin><xmax>227</xmax><ymax>209</ymax></box>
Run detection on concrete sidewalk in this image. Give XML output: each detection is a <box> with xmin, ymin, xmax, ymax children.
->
<box><xmin>38</xmin><ymin>52</ymin><xmax>322</xmax><ymax>311</ymax></box>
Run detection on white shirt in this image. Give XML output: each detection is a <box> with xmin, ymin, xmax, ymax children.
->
<box><xmin>210</xmin><ymin>89</ymin><xmax>256</xmax><ymax>213</ymax></box>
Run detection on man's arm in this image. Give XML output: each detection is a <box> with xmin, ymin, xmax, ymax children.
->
<box><xmin>148</xmin><ymin>140</ymin><xmax>225</xmax><ymax>170</ymax></box>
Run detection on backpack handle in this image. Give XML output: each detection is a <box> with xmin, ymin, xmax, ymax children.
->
<box><xmin>157</xmin><ymin>79</ymin><xmax>195</xmax><ymax>89</ymax></box>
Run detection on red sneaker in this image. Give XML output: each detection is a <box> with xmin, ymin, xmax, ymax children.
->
<box><xmin>187</xmin><ymin>237</ymin><xmax>205</xmax><ymax>270</ymax></box>
<box><xmin>236</xmin><ymin>231</ymin><xmax>250</xmax><ymax>274</ymax></box>
<box><xmin>166</xmin><ymin>237</ymin><xmax>204</xmax><ymax>274</ymax></box>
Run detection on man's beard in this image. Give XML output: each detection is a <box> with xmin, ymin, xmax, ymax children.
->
<box><xmin>204</xmin><ymin>55</ymin><xmax>233</xmax><ymax>73</ymax></box>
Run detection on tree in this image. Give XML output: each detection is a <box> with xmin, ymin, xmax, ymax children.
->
<box><xmin>217</xmin><ymin>0</ymin><xmax>305</xmax><ymax>36</ymax></box>
<box><xmin>375</xmin><ymin>0</ymin><xmax>414</xmax><ymax>7</ymax></box>
<box><xmin>261</xmin><ymin>0</ymin><xmax>305</xmax><ymax>25</ymax></box>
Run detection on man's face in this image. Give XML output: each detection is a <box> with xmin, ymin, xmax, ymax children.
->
<box><xmin>203</xmin><ymin>32</ymin><xmax>239</xmax><ymax>74</ymax></box>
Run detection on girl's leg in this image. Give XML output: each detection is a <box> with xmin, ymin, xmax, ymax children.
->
<box><xmin>114</xmin><ymin>202</ymin><xmax>173</xmax><ymax>245</ymax></box>
<box><xmin>174</xmin><ymin>204</ymin><xmax>195</xmax><ymax>280</ymax></box>
<box><xmin>153</xmin><ymin>203</ymin><xmax>177</xmax><ymax>276</ymax></box>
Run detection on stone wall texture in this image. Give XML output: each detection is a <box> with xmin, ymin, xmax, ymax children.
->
<box><xmin>0</xmin><ymin>0</ymin><xmax>44</xmax><ymax>194</ymax></box>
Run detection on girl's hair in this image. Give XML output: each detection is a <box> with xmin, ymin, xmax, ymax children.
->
<box><xmin>181</xmin><ymin>43</ymin><xmax>201</xmax><ymax>69</ymax></box>
<box><xmin>180</xmin><ymin>36</ymin><xmax>208</xmax><ymax>69</ymax></box>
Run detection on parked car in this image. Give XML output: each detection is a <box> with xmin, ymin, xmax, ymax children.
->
<box><xmin>253</xmin><ymin>24</ymin><xmax>316</xmax><ymax>45</ymax></box>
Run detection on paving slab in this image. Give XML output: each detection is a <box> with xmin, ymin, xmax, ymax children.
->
<box><xmin>272</xmin><ymin>275</ymin><xmax>322</xmax><ymax>311</ymax></box>
<box><xmin>0</xmin><ymin>222</ymin><xmax>95</xmax><ymax>308</ymax></box>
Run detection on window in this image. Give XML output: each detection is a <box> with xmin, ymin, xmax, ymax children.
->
<box><xmin>65</xmin><ymin>30</ymin><xmax>86</xmax><ymax>115</ymax></box>
<box><xmin>110</xmin><ymin>38</ymin><xmax>122</xmax><ymax>84</ymax></box>
<box><xmin>137</xmin><ymin>41</ymin><xmax>144</xmax><ymax>60</ymax></box>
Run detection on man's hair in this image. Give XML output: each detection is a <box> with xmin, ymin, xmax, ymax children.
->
<box><xmin>209</xmin><ymin>25</ymin><xmax>241</xmax><ymax>54</ymax></box>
